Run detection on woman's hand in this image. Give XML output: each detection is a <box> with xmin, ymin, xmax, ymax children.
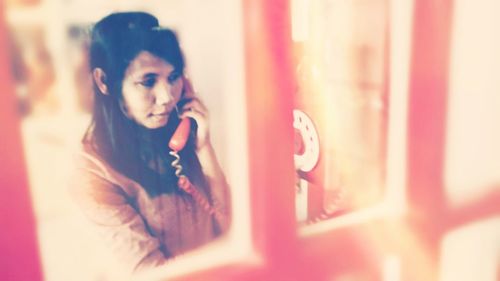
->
<box><xmin>178</xmin><ymin>77</ymin><xmax>211</xmax><ymax>151</ymax></box>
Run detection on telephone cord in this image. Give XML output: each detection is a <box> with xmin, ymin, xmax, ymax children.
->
<box><xmin>170</xmin><ymin>150</ymin><xmax>226</xmax><ymax>227</ymax></box>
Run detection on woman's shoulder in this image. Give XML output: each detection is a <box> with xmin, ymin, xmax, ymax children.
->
<box><xmin>73</xmin><ymin>143</ymin><xmax>111</xmax><ymax>180</ymax></box>
<box><xmin>71</xmin><ymin>142</ymin><xmax>140</xmax><ymax>199</ymax></box>
<box><xmin>71</xmin><ymin>143</ymin><xmax>118</xmax><ymax>196</ymax></box>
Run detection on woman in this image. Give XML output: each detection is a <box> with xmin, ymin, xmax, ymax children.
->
<box><xmin>71</xmin><ymin>12</ymin><xmax>230</xmax><ymax>273</ymax></box>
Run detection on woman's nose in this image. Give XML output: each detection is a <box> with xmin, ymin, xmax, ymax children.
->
<box><xmin>155</xmin><ymin>82</ymin><xmax>174</xmax><ymax>105</ymax></box>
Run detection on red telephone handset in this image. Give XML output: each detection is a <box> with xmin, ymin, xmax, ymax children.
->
<box><xmin>170</xmin><ymin>76</ymin><xmax>195</xmax><ymax>151</ymax></box>
<box><xmin>169</xmin><ymin>118</ymin><xmax>191</xmax><ymax>152</ymax></box>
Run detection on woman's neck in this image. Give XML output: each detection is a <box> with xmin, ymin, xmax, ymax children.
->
<box><xmin>137</xmin><ymin>125</ymin><xmax>170</xmax><ymax>174</ymax></box>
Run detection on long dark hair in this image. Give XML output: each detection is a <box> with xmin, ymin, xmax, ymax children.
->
<box><xmin>83</xmin><ymin>12</ymin><xmax>208</xmax><ymax>197</ymax></box>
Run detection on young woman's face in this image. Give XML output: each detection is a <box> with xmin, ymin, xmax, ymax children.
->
<box><xmin>121</xmin><ymin>51</ymin><xmax>183</xmax><ymax>129</ymax></box>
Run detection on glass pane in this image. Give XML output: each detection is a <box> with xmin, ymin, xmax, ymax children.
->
<box><xmin>292</xmin><ymin>0</ymin><xmax>389</xmax><ymax>225</ymax></box>
<box><xmin>445</xmin><ymin>0</ymin><xmax>500</xmax><ymax>208</ymax></box>
<box><xmin>440</xmin><ymin>217</ymin><xmax>500</xmax><ymax>281</ymax></box>
<box><xmin>6</xmin><ymin>0</ymin><xmax>247</xmax><ymax>279</ymax></box>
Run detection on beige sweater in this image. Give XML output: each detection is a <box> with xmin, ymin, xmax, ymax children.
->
<box><xmin>70</xmin><ymin>145</ymin><xmax>226</xmax><ymax>273</ymax></box>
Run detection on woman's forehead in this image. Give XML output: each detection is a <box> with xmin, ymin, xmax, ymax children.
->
<box><xmin>125</xmin><ymin>51</ymin><xmax>174</xmax><ymax>77</ymax></box>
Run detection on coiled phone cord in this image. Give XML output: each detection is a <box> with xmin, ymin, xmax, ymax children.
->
<box><xmin>305</xmin><ymin>188</ymin><xmax>345</xmax><ymax>225</ymax></box>
<box><xmin>170</xmin><ymin>150</ymin><xmax>226</xmax><ymax>227</ymax></box>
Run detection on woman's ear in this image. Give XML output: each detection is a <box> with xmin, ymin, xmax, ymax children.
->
<box><xmin>93</xmin><ymin>68</ymin><xmax>109</xmax><ymax>95</ymax></box>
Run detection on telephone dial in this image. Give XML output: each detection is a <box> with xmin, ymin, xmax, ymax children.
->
<box><xmin>293</xmin><ymin>108</ymin><xmax>345</xmax><ymax>224</ymax></box>
<box><xmin>293</xmin><ymin>109</ymin><xmax>320</xmax><ymax>174</ymax></box>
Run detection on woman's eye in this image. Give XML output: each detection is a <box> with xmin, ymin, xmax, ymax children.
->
<box><xmin>168</xmin><ymin>72</ymin><xmax>181</xmax><ymax>84</ymax></box>
<box><xmin>139</xmin><ymin>77</ymin><xmax>156</xmax><ymax>88</ymax></box>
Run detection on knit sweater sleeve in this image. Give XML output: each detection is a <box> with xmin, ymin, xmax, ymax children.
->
<box><xmin>70</xmin><ymin>153</ymin><xmax>169</xmax><ymax>274</ymax></box>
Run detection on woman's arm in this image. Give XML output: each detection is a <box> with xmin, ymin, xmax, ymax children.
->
<box><xmin>177</xmin><ymin>87</ymin><xmax>231</xmax><ymax>231</ymax></box>
<box><xmin>195</xmin><ymin>141</ymin><xmax>231</xmax><ymax>231</ymax></box>
<box><xmin>70</xmin><ymin>164</ymin><xmax>169</xmax><ymax>274</ymax></box>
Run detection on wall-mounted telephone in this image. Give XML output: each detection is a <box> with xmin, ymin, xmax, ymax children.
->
<box><xmin>293</xmin><ymin>108</ymin><xmax>330</xmax><ymax>223</ymax></box>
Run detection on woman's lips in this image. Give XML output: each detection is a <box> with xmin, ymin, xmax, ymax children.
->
<box><xmin>150</xmin><ymin>110</ymin><xmax>169</xmax><ymax>117</ymax></box>
<box><xmin>150</xmin><ymin>112</ymin><xmax>168</xmax><ymax>124</ymax></box>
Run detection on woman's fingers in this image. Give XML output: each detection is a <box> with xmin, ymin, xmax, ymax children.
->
<box><xmin>179</xmin><ymin>98</ymin><xmax>208</xmax><ymax>118</ymax></box>
<box><xmin>178</xmin><ymin>97</ymin><xmax>210</xmax><ymax>150</ymax></box>
<box><xmin>179</xmin><ymin>106</ymin><xmax>205</xmax><ymax>123</ymax></box>
<box><xmin>179</xmin><ymin>109</ymin><xmax>209</xmax><ymax>150</ymax></box>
